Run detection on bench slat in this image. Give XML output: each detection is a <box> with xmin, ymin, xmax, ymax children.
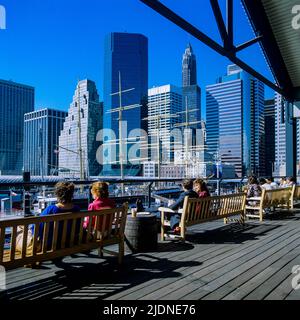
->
<box><xmin>32</xmin><ymin>223</ymin><xmax>39</xmax><ymax>256</ymax></box>
<box><xmin>52</xmin><ymin>221</ymin><xmax>59</xmax><ymax>251</ymax></box>
<box><xmin>60</xmin><ymin>220</ymin><xmax>68</xmax><ymax>249</ymax></box>
<box><xmin>69</xmin><ymin>219</ymin><xmax>77</xmax><ymax>247</ymax></box>
<box><xmin>21</xmin><ymin>225</ymin><xmax>29</xmax><ymax>259</ymax></box>
<box><xmin>42</xmin><ymin>222</ymin><xmax>50</xmax><ymax>253</ymax></box>
<box><xmin>10</xmin><ymin>226</ymin><xmax>17</xmax><ymax>261</ymax></box>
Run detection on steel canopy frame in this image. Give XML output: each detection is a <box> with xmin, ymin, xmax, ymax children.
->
<box><xmin>242</xmin><ymin>0</ymin><xmax>294</xmax><ymax>101</ymax></box>
<box><xmin>139</xmin><ymin>0</ymin><xmax>292</xmax><ymax>100</ymax></box>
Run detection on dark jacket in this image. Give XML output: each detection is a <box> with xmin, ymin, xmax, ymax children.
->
<box><xmin>169</xmin><ymin>190</ymin><xmax>199</xmax><ymax>211</ymax></box>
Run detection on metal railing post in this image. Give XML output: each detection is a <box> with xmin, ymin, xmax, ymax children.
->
<box><xmin>23</xmin><ymin>171</ymin><xmax>32</xmax><ymax>217</ymax></box>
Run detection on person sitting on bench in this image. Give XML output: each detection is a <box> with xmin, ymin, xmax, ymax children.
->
<box><xmin>36</xmin><ymin>182</ymin><xmax>80</xmax><ymax>250</ymax></box>
<box><xmin>168</xmin><ymin>179</ymin><xmax>198</xmax><ymax>233</ymax></box>
<box><xmin>83</xmin><ymin>182</ymin><xmax>115</xmax><ymax>234</ymax></box>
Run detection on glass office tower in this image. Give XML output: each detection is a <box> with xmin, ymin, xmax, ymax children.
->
<box><xmin>206</xmin><ymin>65</ymin><xmax>265</xmax><ymax>177</ymax></box>
<box><xmin>273</xmin><ymin>93</ymin><xmax>286</xmax><ymax>176</ymax></box>
<box><xmin>103</xmin><ymin>32</ymin><xmax>148</xmax><ymax>176</ymax></box>
<box><xmin>24</xmin><ymin>108</ymin><xmax>67</xmax><ymax>176</ymax></box>
<box><xmin>0</xmin><ymin>79</ymin><xmax>34</xmax><ymax>175</ymax></box>
<box><xmin>264</xmin><ymin>99</ymin><xmax>275</xmax><ymax>177</ymax></box>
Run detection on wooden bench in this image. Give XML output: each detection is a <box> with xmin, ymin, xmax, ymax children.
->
<box><xmin>246</xmin><ymin>187</ymin><xmax>293</xmax><ymax>221</ymax></box>
<box><xmin>159</xmin><ymin>193</ymin><xmax>247</xmax><ymax>241</ymax></box>
<box><xmin>0</xmin><ymin>204</ymin><xmax>128</xmax><ymax>270</ymax></box>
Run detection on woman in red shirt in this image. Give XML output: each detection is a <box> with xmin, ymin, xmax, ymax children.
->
<box><xmin>193</xmin><ymin>178</ymin><xmax>211</xmax><ymax>218</ymax></box>
<box><xmin>83</xmin><ymin>182</ymin><xmax>115</xmax><ymax>231</ymax></box>
<box><xmin>193</xmin><ymin>179</ymin><xmax>210</xmax><ymax>198</ymax></box>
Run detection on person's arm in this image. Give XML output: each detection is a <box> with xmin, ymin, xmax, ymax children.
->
<box><xmin>169</xmin><ymin>193</ymin><xmax>185</xmax><ymax>211</ymax></box>
<box><xmin>83</xmin><ymin>203</ymin><xmax>94</xmax><ymax>229</ymax></box>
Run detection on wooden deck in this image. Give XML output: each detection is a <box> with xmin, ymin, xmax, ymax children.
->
<box><xmin>2</xmin><ymin>208</ymin><xmax>300</xmax><ymax>301</ymax></box>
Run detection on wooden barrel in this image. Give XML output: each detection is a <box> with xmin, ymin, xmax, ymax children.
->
<box><xmin>125</xmin><ymin>213</ymin><xmax>158</xmax><ymax>253</ymax></box>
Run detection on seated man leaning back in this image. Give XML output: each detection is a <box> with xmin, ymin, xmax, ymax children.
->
<box><xmin>167</xmin><ymin>179</ymin><xmax>199</xmax><ymax>233</ymax></box>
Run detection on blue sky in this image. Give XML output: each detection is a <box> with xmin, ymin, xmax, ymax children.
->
<box><xmin>0</xmin><ymin>0</ymin><xmax>275</xmax><ymax>119</ymax></box>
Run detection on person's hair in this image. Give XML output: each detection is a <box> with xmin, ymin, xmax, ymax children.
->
<box><xmin>259</xmin><ymin>178</ymin><xmax>267</xmax><ymax>185</ymax></box>
<box><xmin>91</xmin><ymin>181</ymin><xmax>109</xmax><ymax>198</ymax></box>
<box><xmin>287</xmin><ymin>176</ymin><xmax>296</xmax><ymax>183</ymax></box>
<box><xmin>54</xmin><ymin>182</ymin><xmax>75</xmax><ymax>204</ymax></box>
<box><xmin>194</xmin><ymin>178</ymin><xmax>210</xmax><ymax>194</ymax></box>
<box><xmin>267</xmin><ymin>176</ymin><xmax>274</xmax><ymax>182</ymax></box>
<box><xmin>248</xmin><ymin>175</ymin><xmax>259</xmax><ymax>185</ymax></box>
<box><xmin>182</xmin><ymin>179</ymin><xmax>194</xmax><ymax>190</ymax></box>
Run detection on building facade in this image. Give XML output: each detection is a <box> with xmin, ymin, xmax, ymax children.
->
<box><xmin>273</xmin><ymin>93</ymin><xmax>286</xmax><ymax>177</ymax></box>
<box><xmin>58</xmin><ymin>80</ymin><xmax>102</xmax><ymax>178</ymax></box>
<box><xmin>264</xmin><ymin>99</ymin><xmax>275</xmax><ymax>177</ymax></box>
<box><xmin>206</xmin><ymin>65</ymin><xmax>265</xmax><ymax>178</ymax></box>
<box><xmin>24</xmin><ymin>108</ymin><xmax>67</xmax><ymax>176</ymax></box>
<box><xmin>0</xmin><ymin>80</ymin><xmax>34</xmax><ymax>175</ymax></box>
<box><xmin>148</xmin><ymin>85</ymin><xmax>183</xmax><ymax>164</ymax></box>
<box><xmin>103</xmin><ymin>32</ymin><xmax>148</xmax><ymax>176</ymax></box>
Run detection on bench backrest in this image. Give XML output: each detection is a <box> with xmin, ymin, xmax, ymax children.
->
<box><xmin>261</xmin><ymin>187</ymin><xmax>293</xmax><ymax>208</ymax></box>
<box><xmin>181</xmin><ymin>193</ymin><xmax>246</xmax><ymax>227</ymax></box>
<box><xmin>292</xmin><ymin>185</ymin><xmax>300</xmax><ymax>201</ymax></box>
<box><xmin>0</xmin><ymin>204</ymin><xmax>128</xmax><ymax>269</ymax></box>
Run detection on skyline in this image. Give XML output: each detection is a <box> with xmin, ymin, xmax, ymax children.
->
<box><xmin>0</xmin><ymin>0</ymin><xmax>275</xmax><ymax>119</ymax></box>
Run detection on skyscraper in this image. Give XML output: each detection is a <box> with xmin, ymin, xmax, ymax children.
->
<box><xmin>0</xmin><ymin>79</ymin><xmax>34</xmax><ymax>175</ymax></box>
<box><xmin>182</xmin><ymin>43</ymin><xmax>197</xmax><ymax>87</ymax></box>
<box><xmin>103</xmin><ymin>32</ymin><xmax>148</xmax><ymax>176</ymax></box>
<box><xmin>148</xmin><ymin>84</ymin><xmax>182</xmax><ymax>163</ymax></box>
<box><xmin>182</xmin><ymin>43</ymin><xmax>201</xmax><ymax>129</ymax></box>
<box><xmin>264</xmin><ymin>99</ymin><xmax>275</xmax><ymax>176</ymax></box>
<box><xmin>58</xmin><ymin>80</ymin><xmax>102</xmax><ymax>178</ymax></box>
<box><xmin>206</xmin><ymin>65</ymin><xmax>265</xmax><ymax>177</ymax></box>
<box><xmin>273</xmin><ymin>93</ymin><xmax>286</xmax><ymax>176</ymax></box>
<box><xmin>24</xmin><ymin>108</ymin><xmax>67</xmax><ymax>176</ymax></box>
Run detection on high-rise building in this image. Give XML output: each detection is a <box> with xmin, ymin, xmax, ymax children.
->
<box><xmin>148</xmin><ymin>84</ymin><xmax>182</xmax><ymax>163</ymax></box>
<box><xmin>0</xmin><ymin>79</ymin><xmax>34</xmax><ymax>175</ymax></box>
<box><xmin>182</xmin><ymin>43</ymin><xmax>197</xmax><ymax>87</ymax></box>
<box><xmin>273</xmin><ymin>93</ymin><xmax>286</xmax><ymax>176</ymax></box>
<box><xmin>206</xmin><ymin>65</ymin><xmax>265</xmax><ymax>177</ymax></box>
<box><xmin>264</xmin><ymin>99</ymin><xmax>275</xmax><ymax>177</ymax></box>
<box><xmin>182</xmin><ymin>43</ymin><xmax>201</xmax><ymax>130</ymax></box>
<box><xmin>103</xmin><ymin>32</ymin><xmax>148</xmax><ymax>176</ymax></box>
<box><xmin>24</xmin><ymin>108</ymin><xmax>67</xmax><ymax>176</ymax></box>
<box><xmin>58</xmin><ymin>80</ymin><xmax>102</xmax><ymax>178</ymax></box>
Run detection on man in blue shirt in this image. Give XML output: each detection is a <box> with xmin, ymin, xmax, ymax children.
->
<box><xmin>168</xmin><ymin>179</ymin><xmax>198</xmax><ymax>231</ymax></box>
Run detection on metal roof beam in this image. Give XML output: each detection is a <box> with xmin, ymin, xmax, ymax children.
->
<box><xmin>226</xmin><ymin>0</ymin><xmax>234</xmax><ymax>50</ymax></box>
<box><xmin>235</xmin><ymin>35</ymin><xmax>263</xmax><ymax>52</ymax></box>
<box><xmin>140</xmin><ymin>0</ymin><xmax>288</xmax><ymax>98</ymax></box>
<box><xmin>210</xmin><ymin>0</ymin><xmax>230</xmax><ymax>49</ymax></box>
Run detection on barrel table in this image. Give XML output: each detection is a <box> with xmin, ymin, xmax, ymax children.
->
<box><xmin>125</xmin><ymin>212</ymin><xmax>158</xmax><ymax>253</ymax></box>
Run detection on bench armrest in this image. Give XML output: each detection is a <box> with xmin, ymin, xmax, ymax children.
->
<box><xmin>158</xmin><ymin>207</ymin><xmax>176</xmax><ymax>213</ymax></box>
<box><xmin>247</xmin><ymin>197</ymin><xmax>262</xmax><ymax>201</ymax></box>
